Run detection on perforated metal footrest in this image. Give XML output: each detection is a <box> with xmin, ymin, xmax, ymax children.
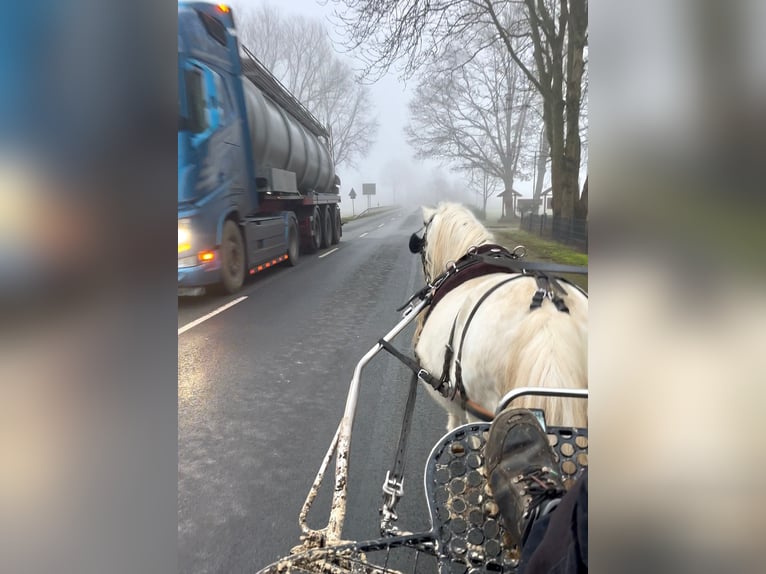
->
<box><xmin>424</xmin><ymin>423</ymin><xmax>588</xmax><ymax>573</ymax></box>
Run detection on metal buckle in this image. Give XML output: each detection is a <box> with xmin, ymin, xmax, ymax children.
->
<box><xmin>382</xmin><ymin>471</ymin><xmax>404</xmax><ymax>498</ymax></box>
<box><xmin>429</xmin><ymin>274</ymin><xmax>446</xmax><ymax>290</ymax></box>
<box><xmin>416</xmin><ymin>368</ymin><xmax>430</xmax><ymax>383</ymax></box>
<box><xmin>512</xmin><ymin>245</ymin><xmax>527</xmax><ymax>258</ymax></box>
<box><xmin>380</xmin><ymin>471</ymin><xmax>404</xmax><ymax>534</ymax></box>
<box><xmin>546</xmin><ymin>289</ymin><xmax>555</xmax><ymax>300</ymax></box>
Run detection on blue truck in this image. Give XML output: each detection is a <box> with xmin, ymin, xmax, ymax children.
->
<box><xmin>178</xmin><ymin>2</ymin><xmax>342</xmax><ymax>295</ymax></box>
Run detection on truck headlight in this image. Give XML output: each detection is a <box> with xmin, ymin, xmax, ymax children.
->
<box><xmin>178</xmin><ymin>219</ymin><xmax>192</xmax><ymax>253</ymax></box>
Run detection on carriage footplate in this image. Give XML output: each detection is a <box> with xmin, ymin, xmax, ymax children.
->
<box><xmin>424</xmin><ymin>422</ymin><xmax>588</xmax><ymax>573</ymax></box>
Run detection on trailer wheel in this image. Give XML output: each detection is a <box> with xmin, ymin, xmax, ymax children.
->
<box><xmin>220</xmin><ymin>220</ymin><xmax>246</xmax><ymax>293</ymax></box>
<box><xmin>320</xmin><ymin>205</ymin><xmax>332</xmax><ymax>249</ymax></box>
<box><xmin>306</xmin><ymin>207</ymin><xmax>321</xmax><ymax>253</ymax></box>
<box><xmin>330</xmin><ymin>205</ymin><xmax>341</xmax><ymax>245</ymax></box>
<box><xmin>286</xmin><ymin>218</ymin><xmax>299</xmax><ymax>266</ymax></box>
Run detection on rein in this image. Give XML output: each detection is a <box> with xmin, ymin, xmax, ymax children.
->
<box><xmin>378</xmin><ymin>337</ymin><xmax>496</xmax><ymax>422</ymax></box>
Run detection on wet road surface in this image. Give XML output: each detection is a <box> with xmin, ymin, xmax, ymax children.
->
<box><xmin>178</xmin><ymin>208</ymin><xmax>447</xmax><ymax>573</ymax></box>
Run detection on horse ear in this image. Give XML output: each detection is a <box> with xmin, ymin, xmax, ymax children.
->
<box><xmin>421</xmin><ymin>206</ymin><xmax>436</xmax><ymax>224</ymax></box>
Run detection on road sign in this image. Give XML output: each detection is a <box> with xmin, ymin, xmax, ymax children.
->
<box><xmin>362</xmin><ymin>183</ymin><xmax>376</xmax><ymax>196</ymax></box>
<box><xmin>349</xmin><ymin>188</ymin><xmax>357</xmax><ymax>199</ymax></box>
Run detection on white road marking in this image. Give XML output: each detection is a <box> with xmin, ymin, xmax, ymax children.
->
<box><xmin>178</xmin><ymin>296</ymin><xmax>248</xmax><ymax>336</ymax></box>
<box><xmin>359</xmin><ymin>232</ymin><xmax>368</xmax><ymax>238</ymax></box>
<box><xmin>378</xmin><ymin>223</ymin><xmax>385</xmax><ymax>228</ymax></box>
<box><xmin>319</xmin><ymin>247</ymin><xmax>339</xmax><ymax>258</ymax></box>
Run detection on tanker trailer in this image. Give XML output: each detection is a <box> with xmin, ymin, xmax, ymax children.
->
<box><xmin>178</xmin><ymin>2</ymin><xmax>342</xmax><ymax>295</ymax></box>
<box><xmin>241</xmin><ymin>50</ymin><xmax>338</xmax><ymax>197</ymax></box>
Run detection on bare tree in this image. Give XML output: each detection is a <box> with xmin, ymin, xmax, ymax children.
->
<box><xmin>332</xmin><ymin>0</ymin><xmax>587</xmax><ymax>230</ymax></box>
<box><xmin>426</xmin><ymin>170</ymin><xmax>472</xmax><ymax>205</ymax></box>
<box><xmin>236</xmin><ymin>4</ymin><xmax>379</xmax><ymax>168</ymax></box>
<box><xmin>532</xmin><ymin>123</ymin><xmax>550</xmax><ymax>201</ymax></box>
<box><xmin>468</xmin><ymin>168</ymin><xmax>501</xmax><ymax>219</ymax></box>
<box><xmin>406</xmin><ymin>31</ymin><xmax>540</xmax><ymax>210</ymax></box>
<box><xmin>236</xmin><ymin>3</ymin><xmax>283</xmax><ymax>72</ymax></box>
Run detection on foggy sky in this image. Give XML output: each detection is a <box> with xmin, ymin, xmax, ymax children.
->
<box><xmin>227</xmin><ymin>0</ymin><xmax>484</xmax><ymax>215</ymax></box>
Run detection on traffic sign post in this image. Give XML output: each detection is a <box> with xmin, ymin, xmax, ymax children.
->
<box><xmin>362</xmin><ymin>183</ymin><xmax>375</xmax><ymax>212</ymax></box>
<box><xmin>349</xmin><ymin>187</ymin><xmax>357</xmax><ymax>215</ymax></box>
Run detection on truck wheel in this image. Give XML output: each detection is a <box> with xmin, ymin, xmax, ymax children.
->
<box><xmin>286</xmin><ymin>218</ymin><xmax>299</xmax><ymax>266</ymax></box>
<box><xmin>220</xmin><ymin>220</ymin><xmax>246</xmax><ymax>293</ymax></box>
<box><xmin>330</xmin><ymin>205</ymin><xmax>341</xmax><ymax>245</ymax></box>
<box><xmin>306</xmin><ymin>207</ymin><xmax>321</xmax><ymax>253</ymax></box>
<box><xmin>320</xmin><ymin>205</ymin><xmax>332</xmax><ymax>249</ymax></box>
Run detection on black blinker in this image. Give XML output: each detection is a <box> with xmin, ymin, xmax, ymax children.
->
<box><xmin>409</xmin><ymin>232</ymin><xmax>424</xmax><ymax>254</ymax></box>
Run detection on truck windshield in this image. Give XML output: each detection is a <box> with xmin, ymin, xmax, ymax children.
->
<box><xmin>180</xmin><ymin>67</ymin><xmax>207</xmax><ymax>134</ymax></box>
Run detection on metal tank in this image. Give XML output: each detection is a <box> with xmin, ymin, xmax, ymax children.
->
<box><xmin>241</xmin><ymin>78</ymin><xmax>337</xmax><ymax>195</ymax></box>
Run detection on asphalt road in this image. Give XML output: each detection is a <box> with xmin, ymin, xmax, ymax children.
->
<box><xmin>178</xmin><ymin>208</ymin><xmax>448</xmax><ymax>573</ymax></box>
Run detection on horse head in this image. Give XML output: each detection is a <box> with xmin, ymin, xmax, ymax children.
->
<box><xmin>409</xmin><ymin>203</ymin><xmax>494</xmax><ymax>284</ymax></box>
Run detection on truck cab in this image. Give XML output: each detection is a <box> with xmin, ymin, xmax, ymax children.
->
<box><xmin>179</xmin><ymin>3</ymin><xmax>251</xmax><ymax>293</ymax></box>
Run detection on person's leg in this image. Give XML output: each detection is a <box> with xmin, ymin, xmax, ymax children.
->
<box><xmin>520</xmin><ymin>469</ymin><xmax>588</xmax><ymax>574</ymax></box>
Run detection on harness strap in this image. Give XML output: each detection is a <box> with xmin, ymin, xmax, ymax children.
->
<box><xmin>531</xmin><ymin>275</ymin><xmax>548</xmax><ymax>310</ymax></box>
<box><xmin>398</xmin><ymin>243</ymin><xmax>587</xmax><ymax>319</ymax></box>
<box><xmin>377</xmin><ymin>339</ymin><xmax>442</xmax><ymax>391</ymax></box>
<box><xmin>391</xmin><ymin>372</ymin><xmax>419</xmax><ymax>483</ymax></box>
<box><xmin>442</xmin><ymin>320</ymin><xmax>460</xmax><ymax>399</ymax></box>
<box><xmin>377</xmin><ymin>338</ymin><xmax>494</xmax><ymax>421</ymax></box>
<box><xmin>549</xmin><ymin>276</ymin><xmax>571</xmax><ymax>313</ymax></box>
<box><xmin>453</xmin><ymin>275</ymin><xmax>527</xmax><ymax>405</ymax></box>
<box><xmin>464</xmin><ymin>399</ymin><xmax>496</xmax><ymax>421</ymax></box>
<box><xmin>379</xmin><ymin>371</ymin><xmax>419</xmax><ymax>534</ymax></box>
<box><xmin>531</xmin><ymin>274</ymin><xmax>571</xmax><ymax>313</ymax></box>
<box><xmin>426</xmin><ymin>246</ymin><xmax>522</xmax><ymax>314</ymax></box>
<box><xmin>413</xmin><ymin>250</ymin><xmax>587</xmax><ymax>321</ymax></box>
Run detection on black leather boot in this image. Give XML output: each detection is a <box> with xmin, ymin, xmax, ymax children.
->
<box><xmin>485</xmin><ymin>408</ymin><xmax>566</xmax><ymax>546</ymax></box>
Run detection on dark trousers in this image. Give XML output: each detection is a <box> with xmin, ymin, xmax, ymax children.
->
<box><xmin>520</xmin><ymin>469</ymin><xmax>588</xmax><ymax>574</ymax></box>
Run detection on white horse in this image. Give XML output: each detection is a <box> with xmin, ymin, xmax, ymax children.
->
<box><xmin>411</xmin><ymin>203</ymin><xmax>588</xmax><ymax>431</ymax></box>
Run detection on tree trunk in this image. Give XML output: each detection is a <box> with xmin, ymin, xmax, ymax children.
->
<box><xmin>503</xmin><ymin>172</ymin><xmax>514</xmax><ymax>219</ymax></box>
<box><xmin>574</xmin><ymin>175</ymin><xmax>588</xmax><ymax>220</ymax></box>
<box><xmin>548</xmin><ymin>93</ymin><xmax>576</xmax><ymax>239</ymax></box>
<box><xmin>564</xmin><ymin>0</ymin><xmax>587</xmax><ymax>228</ymax></box>
<box><xmin>522</xmin><ymin>0</ymin><xmax>587</xmax><ymax>240</ymax></box>
<box><xmin>482</xmin><ymin>171</ymin><xmax>490</xmax><ymax>220</ymax></box>
<box><xmin>533</xmin><ymin>125</ymin><xmax>548</xmax><ymax>200</ymax></box>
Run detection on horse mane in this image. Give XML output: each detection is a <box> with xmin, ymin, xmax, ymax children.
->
<box><xmin>423</xmin><ymin>203</ymin><xmax>495</xmax><ymax>280</ymax></box>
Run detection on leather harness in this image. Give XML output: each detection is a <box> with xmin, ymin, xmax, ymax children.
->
<box><xmin>381</xmin><ymin>243</ymin><xmax>587</xmax><ymax>422</ymax></box>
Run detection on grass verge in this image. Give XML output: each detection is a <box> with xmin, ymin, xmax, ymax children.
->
<box><xmin>490</xmin><ymin>225</ymin><xmax>588</xmax><ymax>291</ymax></box>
